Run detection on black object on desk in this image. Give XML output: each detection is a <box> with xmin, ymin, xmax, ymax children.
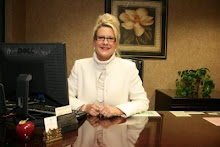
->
<box><xmin>155</xmin><ymin>89</ymin><xmax>220</xmax><ymax>111</ymax></box>
<box><xmin>15</xmin><ymin>74</ymin><xmax>34</xmax><ymax>120</ymax></box>
<box><xmin>57</xmin><ymin>112</ymin><xmax>78</xmax><ymax>134</ymax></box>
<box><xmin>0</xmin><ymin>83</ymin><xmax>6</xmax><ymax>115</ymax></box>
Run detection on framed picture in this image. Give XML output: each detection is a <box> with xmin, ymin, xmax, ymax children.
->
<box><xmin>105</xmin><ymin>0</ymin><xmax>168</xmax><ymax>59</ymax></box>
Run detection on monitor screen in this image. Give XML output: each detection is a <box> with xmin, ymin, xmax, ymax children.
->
<box><xmin>0</xmin><ymin>42</ymin><xmax>69</xmax><ymax>107</ymax></box>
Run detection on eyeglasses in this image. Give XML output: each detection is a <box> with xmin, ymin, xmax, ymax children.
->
<box><xmin>96</xmin><ymin>36</ymin><xmax>116</xmax><ymax>43</ymax></box>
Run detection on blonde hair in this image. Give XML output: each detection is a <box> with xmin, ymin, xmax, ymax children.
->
<box><xmin>93</xmin><ymin>13</ymin><xmax>121</xmax><ymax>56</ymax></box>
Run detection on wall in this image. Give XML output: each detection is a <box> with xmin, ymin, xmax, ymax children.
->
<box><xmin>5</xmin><ymin>0</ymin><xmax>25</xmax><ymax>42</ymax></box>
<box><xmin>5</xmin><ymin>0</ymin><xmax>220</xmax><ymax>110</ymax></box>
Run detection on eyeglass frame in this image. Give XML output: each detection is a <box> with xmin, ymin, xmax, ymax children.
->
<box><xmin>95</xmin><ymin>36</ymin><xmax>116</xmax><ymax>43</ymax></box>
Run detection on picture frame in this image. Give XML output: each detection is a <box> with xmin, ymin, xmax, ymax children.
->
<box><xmin>105</xmin><ymin>0</ymin><xmax>168</xmax><ymax>59</ymax></box>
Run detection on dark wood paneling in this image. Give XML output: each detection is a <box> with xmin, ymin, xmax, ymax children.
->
<box><xmin>0</xmin><ymin>0</ymin><xmax>4</xmax><ymax>42</ymax></box>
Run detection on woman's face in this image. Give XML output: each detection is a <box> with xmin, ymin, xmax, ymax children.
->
<box><xmin>93</xmin><ymin>26</ymin><xmax>117</xmax><ymax>61</ymax></box>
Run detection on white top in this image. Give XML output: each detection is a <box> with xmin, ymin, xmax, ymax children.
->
<box><xmin>68</xmin><ymin>52</ymin><xmax>149</xmax><ymax>117</ymax></box>
<box><xmin>93</xmin><ymin>52</ymin><xmax>115</xmax><ymax>105</ymax></box>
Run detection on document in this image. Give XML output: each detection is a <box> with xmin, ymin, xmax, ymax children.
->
<box><xmin>207</xmin><ymin>112</ymin><xmax>220</xmax><ymax>115</ymax></box>
<box><xmin>170</xmin><ymin>111</ymin><xmax>191</xmax><ymax>117</ymax></box>
<box><xmin>133</xmin><ymin>111</ymin><xmax>161</xmax><ymax>117</ymax></box>
<box><xmin>203</xmin><ymin>117</ymin><xmax>220</xmax><ymax>126</ymax></box>
<box><xmin>44</xmin><ymin>116</ymin><xmax>58</xmax><ymax>132</ymax></box>
<box><xmin>185</xmin><ymin>111</ymin><xmax>205</xmax><ymax>115</ymax></box>
<box><xmin>55</xmin><ymin>105</ymin><xmax>72</xmax><ymax>116</ymax></box>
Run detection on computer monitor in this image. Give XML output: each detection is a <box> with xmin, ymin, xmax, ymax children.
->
<box><xmin>0</xmin><ymin>43</ymin><xmax>69</xmax><ymax>110</ymax></box>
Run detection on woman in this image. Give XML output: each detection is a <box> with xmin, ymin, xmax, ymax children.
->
<box><xmin>68</xmin><ymin>13</ymin><xmax>149</xmax><ymax>118</ymax></box>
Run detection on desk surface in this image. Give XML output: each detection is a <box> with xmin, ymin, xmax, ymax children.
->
<box><xmin>1</xmin><ymin>111</ymin><xmax>220</xmax><ymax>147</ymax></box>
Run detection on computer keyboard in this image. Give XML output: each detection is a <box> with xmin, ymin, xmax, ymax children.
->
<box><xmin>28</xmin><ymin>103</ymin><xmax>87</xmax><ymax>119</ymax></box>
<box><xmin>28</xmin><ymin>103</ymin><xmax>55</xmax><ymax>115</ymax></box>
<box><xmin>73</xmin><ymin>110</ymin><xmax>87</xmax><ymax>119</ymax></box>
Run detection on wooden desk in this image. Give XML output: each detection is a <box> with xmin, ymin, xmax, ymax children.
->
<box><xmin>159</xmin><ymin>111</ymin><xmax>220</xmax><ymax>147</ymax></box>
<box><xmin>155</xmin><ymin>89</ymin><xmax>220</xmax><ymax>111</ymax></box>
<box><xmin>1</xmin><ymin>112</ymin><xmax>220</xmax><ymax>147</ymax></box>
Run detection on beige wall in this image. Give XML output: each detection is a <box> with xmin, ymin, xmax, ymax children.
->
<box><xmin>5</xmin><ymin>0</ymin><xmax>25</xmax><ymax>42</ymax></box>
<box><xmin>5</xmin><ymin>0</ymin><xmax>220</xmax><ymax>110</ymax></box>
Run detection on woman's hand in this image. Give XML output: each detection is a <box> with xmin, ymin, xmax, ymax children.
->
<box><xmin>84</xmin><ymin>103</ymin><xmax>102</xmax><ymax>117</ymax></box>
<box><xmin>99</xmin><ymin>105</ymin><xmax>124</xmax><ymax>118</ymax></box>
<box><xmin>81</xmin><ymin>103</ymin><xmax>125</xmax><ymax>118</ymax></box>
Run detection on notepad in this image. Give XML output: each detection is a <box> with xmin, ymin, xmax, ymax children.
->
<box><xmin>203</xmin><ymin>117</ymin><xmax>220</xmax><ymax>126</ymax></box>
<box><xmin>133</xmin><ymin>111</ymin><xmax>161</xmax><ymax>117</ymax></box>
<box><xmin>170</xmin><ymin>111</ymin><xmax>191</xmax><ymax>117</ymax></box>
<box><xmin>185</xmin><ymin>111</ymin><xmax>205</xmax><ymax>115</ymax></box>
<box><xmin>207</xmin><ymin>112</ymin><xmax>220</xmax><ymax>116</ymax></box>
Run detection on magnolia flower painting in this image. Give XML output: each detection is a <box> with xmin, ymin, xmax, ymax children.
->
<box><xmin>110</xmin><ymin>0</ymin><xmax>167</xmax><ymax>58</ymax></box>
<box><xmin>119</xmin><ymin>8</ymin><xmax>155</xmax><ymax>45</ymax></box>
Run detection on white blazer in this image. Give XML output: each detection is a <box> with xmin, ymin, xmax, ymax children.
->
<box><xmin>68</xmin><ymin>56</ymin><xmax>149</xmax><ymax>117</ymax></box>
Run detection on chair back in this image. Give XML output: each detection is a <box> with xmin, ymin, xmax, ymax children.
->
<box><xmin>123</xmin><ymin>58</ymin><xmax>144</xmax><ymax>81</ymax></box>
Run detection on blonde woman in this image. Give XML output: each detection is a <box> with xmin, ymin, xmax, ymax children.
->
<box><xmin>68</xmin><ymin>13</ymin><xmax>149</xmax><ymax>118</ymax></box>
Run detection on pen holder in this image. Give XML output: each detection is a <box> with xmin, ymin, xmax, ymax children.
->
<box><xmin>57</xmin><ymin>112</ymin><xmax>78</xmax><ymax>134</ymax></box>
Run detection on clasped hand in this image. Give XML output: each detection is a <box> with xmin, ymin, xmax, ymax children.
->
<box><xmin>84</xmin><ymin>103</ymin><xmax>123</xmax><ymax>118</ymax></box>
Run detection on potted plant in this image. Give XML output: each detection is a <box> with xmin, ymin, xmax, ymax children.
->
<box><xmin>175</xmin><ymin>68</ymin><xmax>215</xmax><ymax>98</ymax></box>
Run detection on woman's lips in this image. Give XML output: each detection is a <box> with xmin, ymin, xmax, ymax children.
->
<box><xmin>100</xmin><ymin>47</ymin><xmax>109</xmax><ymax>50</ymax></box>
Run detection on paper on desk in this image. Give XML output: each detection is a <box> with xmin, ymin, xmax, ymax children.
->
<box><xmin>207</xmin><ymin>112</ymin><xmax>220</xmax><ymax>115</ymax></box>
<box><xmin>203</xmin><ymin>117</ymin><xmax>220</xmax><ymax>126</ymax></box>
<box><xmin>170</xmin><ymin>111</ymin><xmax>191</xmax><ymax>117</ymax></box>
<box><xmin>185</xmin><ymin>111</ymin><xmax>205</xmax><ymax>115</ymax></box>
<box><xmin>55</xmin><ymin>105</ymin><xmax>72</xmax><ymax>116</ymax></box>
<box><xmin>133</xmin><ymin>111</ymin><xmax>161</xmax><ymax>117</ymax></box>
<box><xmin>44</xmin><ymin>116</ymin><xmax>58</xmax><ymax>133</ymax></box>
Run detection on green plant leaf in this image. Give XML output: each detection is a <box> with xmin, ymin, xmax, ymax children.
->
<box><xmin>175</xmin><ymin>68</ymin><xmax>215</xmax><ymax>98</ymax></box>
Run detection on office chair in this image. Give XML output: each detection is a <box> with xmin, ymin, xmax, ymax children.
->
<box><xmin>122</xmin><ymin>57</ymin><xmax>144</xmax><ymax>81</ymax></box>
